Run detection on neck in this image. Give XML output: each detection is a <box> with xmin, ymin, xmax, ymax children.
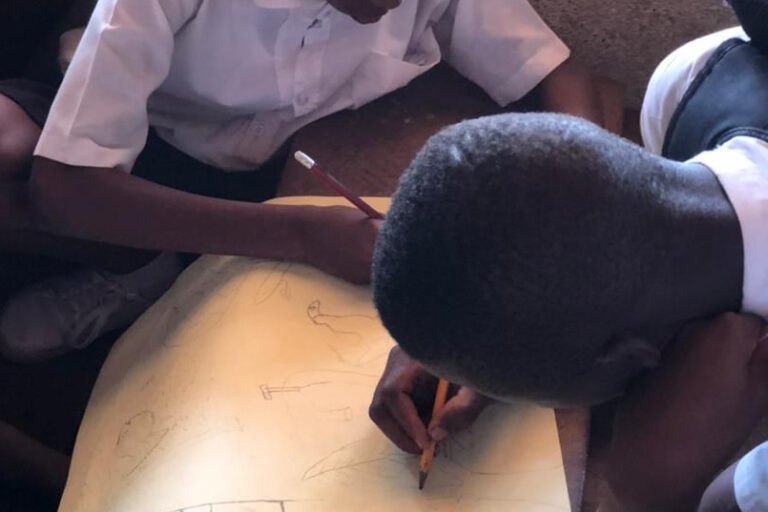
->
<box><xmin>634</xmin><ymin>160</ymin><xmax>743</xmax><ymax>335</ymax></box>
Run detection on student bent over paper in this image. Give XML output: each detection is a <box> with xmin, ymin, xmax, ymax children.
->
<box><xmin>369</xmin><ymin>1</ymin><xmax>768</xmax><ymax>509</ymax></box>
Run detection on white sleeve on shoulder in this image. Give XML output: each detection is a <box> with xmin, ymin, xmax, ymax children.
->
<box><xmin>734</xmin><ymin>441</ymin><xmax>768</xmax><ymax>511</ymax></box>
<box><xmin>34</xmin><ymin>0</ymin><xmax>201</xmax><ymax>172</ymax></box>
<box><xmin>434</xmin><ymin>0</ymin><xmax>570</xmax><ymax>107</ymax></box>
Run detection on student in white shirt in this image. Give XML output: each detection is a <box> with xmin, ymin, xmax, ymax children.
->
<box><xmin>368</xmin><ymin>5</ymin><xmax>768</xmax><ymax>508</ymax></box>
<box><xmin>0</xmin><ymin>0</ymin><xmax>605</xmax><ymax>361</ymax></box>
<box><xmin>614</xmin><ymin>2</ymin><xmax>768</xmax><ymax>508</ymax></box>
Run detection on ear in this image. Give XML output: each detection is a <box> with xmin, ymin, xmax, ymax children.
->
<box><xmin>595</xmin><ymin>334</ymin><xmax>662</xmax><ymax>370</ymax></box>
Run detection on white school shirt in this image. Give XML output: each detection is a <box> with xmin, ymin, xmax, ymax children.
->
<box><xmin>735</xmin><ymin>442</ymin><xmax>768</xmax><ymax>512</ymax></box>
<box><xmin>34</xmin><ymin>0</ymin><xmax>570</xmax><ymax>172</ymax></box>
<box><xmin>641</xmin><ymin>28</ymin><xmax>768</xmax><ymax>510</ymax></box>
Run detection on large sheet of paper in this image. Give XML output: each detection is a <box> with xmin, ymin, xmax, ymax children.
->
<box><xmin>59</xmin><ymin>197</ymin><xmax>570</xmax><ymax>512</ymax></box>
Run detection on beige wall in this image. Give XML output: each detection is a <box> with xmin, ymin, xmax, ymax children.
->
<box><xmin>529</xmin><ymin>0</ymin><xmax>737</xmax><ymax>107</ymax></box>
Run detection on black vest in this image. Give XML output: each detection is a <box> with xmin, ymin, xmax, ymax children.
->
<box><xmin>662</xmin><ymin>38</ymin><xmax>768</xmax><ymax>161</ymax></box>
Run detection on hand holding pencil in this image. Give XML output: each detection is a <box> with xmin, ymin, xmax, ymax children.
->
<box><xmin>292</xmin><ymin>151</ymin><xmax>383</xmax><ymax>284</ymax></box>
<box><xmin>369</xmin><ymin>347</ymin><xmax>495</xmax><ymax>487</ymax></box>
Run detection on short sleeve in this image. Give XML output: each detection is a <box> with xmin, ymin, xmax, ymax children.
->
<box><xmin>435</xmin><ymin>0</ymin><xmax>570</xmax><ymax>107</ymax></box>
<box><xmin>735</xmin><ymin>441</ymin><xmax>768</xmax><ymax>511</ymax></box>
<box><xmin>640</xmin><ymin>27</ymin><xmax>748</xmax><ymax>155</ymax></box>
<box><xmin>34</xmin><ymin>0</ymin><xmax>201</xmax><ymax>172</ymax></box>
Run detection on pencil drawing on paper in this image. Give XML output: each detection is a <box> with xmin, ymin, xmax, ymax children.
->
<box><xmin>154</xmin><ymin>259</ymin><xmax>292</xmax><ymax>349</ymax></box>
<box><xmin>252</xmin><ymin>261</ymin><xmax>292</xmax><ymax>307</ymax></box>
<box><xmin>258</xmin><ymin>370</ymin><xmax>379</xmax><ymax>431</ymax></box>
<box><xmin>306</xmin><ymin>300</ymin><xmax>390</xmax><ymax>365</ymax></box>
<box><xmin>259</xmin><ymin>381</ymin><xmax>330</xmax><ymax>400</ymax></box>
<box><xmin>168</xmin><ymin>498</ymin><xmax>297</xmax><ymax>512</ymax></box>
<box><xmin>301</xmin><ymin>439</ymin><xmax>415</xmax><ymax>482</ymax></box>
<box><xmin>116</xmin><ymin>410</ymin><xmax>174</xmax><ymax>477</ymax></box>
<box><xmin>60</xmin><ymin>247</ymin><xmax>569</xmax><ymax>512</ymax></box>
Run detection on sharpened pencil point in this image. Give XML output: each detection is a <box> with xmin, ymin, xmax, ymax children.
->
<box><xmin>418</xmin><ymin>471</ymin><xmax>428</xmax><ymax>490</ymax></box>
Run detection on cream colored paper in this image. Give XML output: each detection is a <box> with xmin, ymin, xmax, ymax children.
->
<box><xmin>59</xmin><ymin>197</ymin><xmax>569</xmax><ymax>512</ymax></box>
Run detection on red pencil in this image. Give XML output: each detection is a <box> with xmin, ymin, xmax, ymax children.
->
<box><xmin>294</xmin><ymin>151</ymin><xmax>385</xmax><ymax>220</ymax></box>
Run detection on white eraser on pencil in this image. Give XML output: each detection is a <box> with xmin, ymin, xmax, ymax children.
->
<box><xmin>294</xmin><ymin>151</ymin><xmax>315</xmax><ymax>169</ymax></box>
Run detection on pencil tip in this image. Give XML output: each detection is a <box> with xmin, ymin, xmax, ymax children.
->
<box><xmin>418</xmin><ymin>471</ymin><xmax>428</xmax><ymax>490</ymax></box>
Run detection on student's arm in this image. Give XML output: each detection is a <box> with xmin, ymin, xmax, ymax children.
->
<box><xmin>30</xmin><ymin>0</ymin><xmax>379</xmax><ymax>283</ymax></box>
<box><xmin>603</xmin><ymin>314</ymin><xmax>768</xmax><ymax>511</ymax></box>
<box><xmin>29</xmin><ymin>158</ymin><xmax>379</xmax><ymax>284</ymax></box>
<box><xmin>435</xmin><ymin>0</ymin><xmax>604</xmax><ymax>126</ymax></box>
<box><xmin>536</xmin><ymin>58</ymin><xmax>604</xmax><ymax>127</ymax></box>
<box><xmin>698</xmin><ymin>464</ymin><xmax>740</xmax><ymax>512</ymax></box>
<box><xmin>700</xmin><ymin>441</ymin><xmax>768</xmax><ymax>512</ymax></box>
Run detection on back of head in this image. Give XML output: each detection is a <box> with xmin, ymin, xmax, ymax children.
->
<box><xmin>373</xmin><ymin>113</ymin><xmax>692</xmax><ymax>403</ymax></box>
<box><xmin>730</xmin><ymin>0</ymin><xmax>768</xmax><ymax>53</ymax></box>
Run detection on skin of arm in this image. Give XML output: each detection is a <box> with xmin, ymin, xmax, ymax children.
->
<box><xmin>28</xmin><ymin>157</ymin><xmax>379</xmax><ymax>283</ymax></box>
<box><xmin>698</xmin><ymin>464</ymin><xmax>740</xmax><ymax>512</ymax></box>
<box><xmin>536</xmin><ymin>58</ymin><xmax>606</xmax><ymax>128</ymax></box>
<box><xmin>602</xmin><ymin>314</ymin><xmax>768</xmax><ymax>512</ymax></box>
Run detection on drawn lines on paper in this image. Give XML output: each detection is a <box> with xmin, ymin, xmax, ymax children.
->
<box><xmin>306</xmin><ymin>300</ymin><xmax>389</xmax><ymax>365</ymax></box>
<box><xmin>252</xmin><ymin>261</ymin><xmax>292</xmax><ymax>307</ymax></box>
<box><xmin>168</xmin><ymin>498</ymin><xmax>298</xmax><ymax>512</ymax></box>
<box><xmin>150</xmin><ymin>258</ymin><xmax>290</xmax><ymax>350</ymax></box>
<box><xmin>298</xmin><ymin>438</ymin><xmax>470</xmax><ymax>492</ymax></box>
<box><xmin>302</xmin><ymin>440</ymin><xmax>407</xmax><ymax>481</ymax></box>
<box><xmin>116</xmin><ymin>411</ymin><xmax>175</xmax><ymax>477</ymax></box>
<box><xmin>259</xmin><ymin>381</ymin><xmax>330</xmax><ymax>400</ymax></box>
<box><xmin>154</xmin><ymin>257</ymin><xmax>258</xmax><ymax>347</ymax></box>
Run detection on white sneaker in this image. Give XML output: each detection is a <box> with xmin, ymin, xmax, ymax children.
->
<box><xmin>0</xmin><ymin>253</ymin><xmax>183</xmax><ymax>362</ymax></box>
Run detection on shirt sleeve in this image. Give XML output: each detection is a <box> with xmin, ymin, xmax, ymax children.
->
<box><xmin>34</xmin><ymin>0</ymin><xmax>201</xmax><ymax>172</ymax></box>
<box><xmin>434</xmin><ymin>0</ymin><xmax>570</xmax><ymax>107</ymax></box>
<box><xmin>735</xmin><ymin>441</ymin><xmax>768</xmax><ymax>511</ymax></box>
<box><xmin>640</xmin><ymin>27</ymin><xmax>749</xmax><ymax>155</ymax></box>
<box><xmin>690</xmin><ymin>137</ymin><xmax>768</xmax><ymax>318</ymax></box>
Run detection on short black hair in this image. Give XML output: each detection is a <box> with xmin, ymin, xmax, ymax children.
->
<box><xmin>373</xmin><ymin>113</ymin><xmax>692</xmax><ymax>401</ymax></box>
<box><xmin>730</xmin><ymin>0</ymin><xmax>768</xmax><ymax>53</ymax></box>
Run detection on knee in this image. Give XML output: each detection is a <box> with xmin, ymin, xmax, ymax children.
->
<box><xmin>0</xmin><ymin>96</ymin><xmax>41</xmax><ymax>181</ymax></box>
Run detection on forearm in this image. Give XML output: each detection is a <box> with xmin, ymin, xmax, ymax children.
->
<box><xmin>29</xmin><ymin>157</ymin><xmax>309</xmax><ymax>261</ymax></box>
<box><xmin>537</xmin><ymin>58</ymin><xmax>605</xmax><ymax>127</ymax></box>
<box><xmin>604</xmin><ymin>438</ymin><xmax>733</xmax><ymax>512</ymax></box>
<box><xmin>698</xmin><ymin>464</ymin><xmax>740</xmax><ymax>512</ymax></box>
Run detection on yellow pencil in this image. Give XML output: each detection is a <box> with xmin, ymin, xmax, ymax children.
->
<box><xmin>418</xmin><ymin>378</ymin><xmax>450</xmax><ymax>490</ymax></box>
